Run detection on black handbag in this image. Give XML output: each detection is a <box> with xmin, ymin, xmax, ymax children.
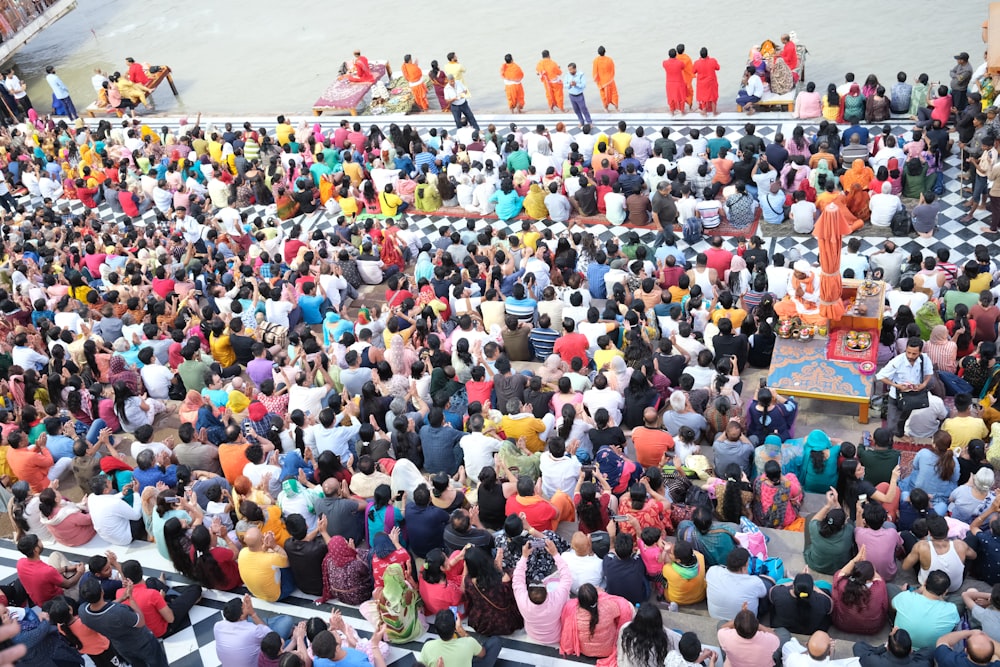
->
<box><xmin>896</xmin><ymin>354</ymin><xmax>930</xmax><ymax>412</ymax></box>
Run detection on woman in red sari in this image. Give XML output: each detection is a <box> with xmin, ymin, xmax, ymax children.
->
<box><xmin>380</xmin><ymin>226</ymin><xmax>405</xmax><ymax>272</ymax></box>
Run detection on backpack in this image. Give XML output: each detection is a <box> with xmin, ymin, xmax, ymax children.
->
<box><xmin>259</xmin><ymin>321</ymin><xmax>289</xmax><ymax>349</ymax></box>
<box><xmin>684</xmin><ymin>484</ymin><xmax>714</xmax><ymax>514</ymax></box>
<box><xmin>682</xmin><ymin>216</ymin><xmax>703</xmax><ymax>245</ymax></box>
<box><xmin>890</xmin><ymin>206</ymin><xmax>912</xmax><ymax>236</ymax></box>
<box><xmin>748</xmin><ymin>555</ymin><xmax>785</xmax><ymax>580</ymax></box>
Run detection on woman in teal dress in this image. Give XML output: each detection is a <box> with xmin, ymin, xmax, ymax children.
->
<box><xmin>798</xmin><ymin>430</ymin><xmax>841</xmax><ymax>494</ymax></box>
<box><xmin>488</xmin><ymin>179</ymin><xmax>525</xmax><ymax>221</ymax></box>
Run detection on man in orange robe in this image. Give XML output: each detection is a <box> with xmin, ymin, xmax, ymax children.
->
<box><xmin>536</xmin><ymin>50</ymin><xmax>565</xmax><ymax>112</ymax></box>
<box><xmin>592</xmin><ymin>46</ymin><xmax>618</xmax><ymax>112</ymax></box>
<box><xmin>500</xmin><ymin>54</ymin><xmax>525</xmax><ymax>113</ymax></box>
<box><xmin>401</xmin><ymin>54</ymin><xmax>428</xmax><ymax>111</ymax></box>
<box><xmin>677</xmin><ymin>44</ymin><xmax>694</xmax><ymax>109</ymax></box>
<box><xmin>662</xmin><ymin>49</ymin><xmax>687</xmax><ymax>114</ymax></box>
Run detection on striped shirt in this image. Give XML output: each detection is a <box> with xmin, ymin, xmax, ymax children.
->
<box><xmin>528</xmin><ymin>327</ymin><xmax>559</xmax><ymax>361</ymax></box>
<box><xmin>505</xmin><ymin>297</ymin><xmax>537</xmax><ymax>324</ymax></box>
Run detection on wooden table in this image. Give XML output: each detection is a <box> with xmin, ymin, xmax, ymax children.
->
<box><xmin>85</xmin><ymin>65</ymin><xmax>178</xmax><ymax>118</ymax></box>
<box><xmin>766</xmin><ymin>335</ymin><xmax>874</xmax><ymax>423</ymax></box>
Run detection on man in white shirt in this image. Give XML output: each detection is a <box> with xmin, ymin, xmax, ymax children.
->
<box><xmin>790</xmin><ymin>191</ymin><xmax>818</xmax><ymax>234</ymax></box>
<box><xmin>88</xmin><ymin>475</ymin><xmax>144</xmax><ymax>545</ymax></box>
<box><xmin>242</xmin><ymin>444</ymin><xmax>282</xmax><ymax>497</ymax></box>
<box><xmin>583</xmin><ymin>374</ymin><xmax>624</xmax><ymax>425</ymax></box>
<box><xmin>12</xmin><ymin>334</ymin><xmax>49</xmax><ymax>371</ymax></box>
<box><xmin>840</xmin><ymin>238</ymin><xmax>869</xmax><ymax>279</ymax></box>
<box><xmin>176</xmin><ymin>207</ymin><xmax>204</xmax><ymax>246</ymax></box>
<box><xmin>876</xmin><ymin>337</ymin><xmax>935</xmax><ymax>437</ymax></box>
<box><xmin>460</xmin><ymin>416</ymin><xmax>502</xmax><ymax>481</ymax></box>
<box><xmin>539</xmin><ymin>439</ymin><xmax>582</xmax><ymax>498</ymax></box>
<box><xmin>38</xmin><ymin>174</ymin><xmax>63</xmax><ymax>201</ymax></box>
<box><xmin>869</xmin><ymin>182</ymin><xmax>903</xmax><ymax>228</ymax></box>
<box><xmin>138</xmin><ymin>348</ymin><xmax>174</xmax><ymax>399</ymax></box>
<box><xmin>706</xmin><ymin>547</ymin><xmax>769</xmax><ymax>621</ymax></box>
<box><xmin>561</xmin><ymin>532</ymin><xmax>605</xmax><ymax>594</ymax></box>
<box><xmin>782</xmin><ymin>632</ymin><xmax>860</xmax><ymax>667</ymax></box>
<box><xmin>288</xmin><ymin>367</ymin><xmax>334</xmax><ymax>418</ymax></box>
<box><xmin>886</xmin><ymin>277</ymin><xmax>928</xmax><ymax>317</ymax></box>
<box><xmin>765</xmin><ymin>254</ymin><xmax>793</xmax><ymax>300</ymax></box>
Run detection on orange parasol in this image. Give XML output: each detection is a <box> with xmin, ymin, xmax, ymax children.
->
<box><xmin>812</xmin><ymin>203</ymin><xmax>854</xmax><ymax>321</ymax></box>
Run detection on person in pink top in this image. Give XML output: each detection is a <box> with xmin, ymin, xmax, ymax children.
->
<box><xmin>718</xmin><ymin>607</ymin><xmax>781</xmax><ymax>667</ymax></box>
<box><xmin>512</xmin><ymin>539</ymin><xmax>572</xmax><ymax>645</ymax></box>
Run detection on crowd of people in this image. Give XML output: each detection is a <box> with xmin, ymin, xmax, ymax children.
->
<box><xmin>0</xmin><ymin>44</ymin><xmax>998</xmax><ymax>667</ymax></box>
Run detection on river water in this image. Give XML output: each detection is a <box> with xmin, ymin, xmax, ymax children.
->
<box><xmin>6</xmin><ymin>0</ymin><xmax>987</xmax><ymax>116</ymax></box>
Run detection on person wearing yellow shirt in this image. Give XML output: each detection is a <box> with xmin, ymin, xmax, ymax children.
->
<box><xmin>209</xmin><ymin>323</ymin><xmax>236</xmax><ymax>368</ymax></box>
<box><xmin>516</xmin><ymin>220</ymin><xmax>541</xmax><ymax>252</ymax></box>
<box><xmin>208</xmin><ymin>135</ymin><xmax>223</xmax><ymax>163</ymax></box>
<box><xmin>942</xmin><ymin>393</ymin><xmax>989</xmax><ymax>451</ymax></box>
<box><xmin>237</xmin><ymin>527</ymin><xmax>291</xmax><ymax>602</ymax></box>
<box><xmin>378</xmin><ymin>184</ymin><xmax>407</xmax><ymax>217</ymax></box>
<box><xmin>609</xmin><ymin>120</ymin><xmax>632</xmax><ymax>156</ymax></box>
<box><xmin>500</xmin><ymin>401</ymin><xmax>552</xmax><ymax>453</ymax></box>
<box><xmin>275</xmin><ymin>115</ymin><xmax>293</xmax><ymax>146</ymax></box>
<box><xmin>342</xmin><ymin>154</ymin><xmax>364</xmax><ymax>187</ymax></box>
<box><xmin>709</xmin><ymin>292</ymin><xmax>747</xmax><ymax>330</ymax></box>
<box><xmin>594</xmin><ymin>339</ymin><xmax>624</xmax><ymax>371</ymax></box>
<box><xmin>337</xmin><ymin>187</ymin><xmax>360</xmax><ymax>218</ymax></box>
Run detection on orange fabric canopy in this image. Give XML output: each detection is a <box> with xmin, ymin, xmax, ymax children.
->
<box><xmin>812</xmin><ymin>203</ymin><xmax>855</xmax><ymax>321</ymax></box>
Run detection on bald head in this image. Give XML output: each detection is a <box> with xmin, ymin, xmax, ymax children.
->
<box><xmin>643</xmin><ymin>407</ymin><xmax>659</xmax><ymax>427</ymax></box>
<box><xmin>967</xmin><ymin>631</ymin><xmax>995</xmax><ymax>665</ymax></box>
<box><xmin>571</xmin><ymin>531</ymin><xmax>592</xmax><ymax>556</ymax></box>
<box><xmin>244</xmin><ymin>527</ymin><xmax>263</xmax><ymax>549</ymax></box>
<box><xmin>806</xmin><ymin>631</ymin><xmax>832</xmax><ymax>660</ymax></box>
<box><xmin>322</xmin><ymin>478</ymin><xmax>340</xmax><ymax>497</ymax></box>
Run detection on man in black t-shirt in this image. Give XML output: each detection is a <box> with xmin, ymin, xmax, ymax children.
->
<box><xmin>572</xmin><ymin>175</ymin><xmax>599</xmax><ymax>217</ymax></box>
<box><xmin>284</xmin><ymin>513</ymin><xmax>328</xmax><ymax>596</ymax></box>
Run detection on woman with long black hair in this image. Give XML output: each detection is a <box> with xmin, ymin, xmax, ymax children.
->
<box><xmin>112</xmin><ymin>380</ymin><xmax>167</xmax><ymax>433</ymax></box>
<box><xmin>462</xmin><ymin>546</ymin><xmax>523</xmax><ymax>637</ymax></box>
<box><xmin>50</xmin><ymin>596</ymin><xmax>123</xmax><ymax>667</ymax></box>
<box><xmin>745</xmin><ymin>387</ymin><xmax>797</xmax><ymax>444</ymax></box>
<box><xmin>830</xmin><ymin>546</ymin><xmax>888</xmax><ymax>633</ymax></box>
<box><xmin>616</xmin><ymin>603</ymin><xmax>673</xmax><ymax>667</ymax></box>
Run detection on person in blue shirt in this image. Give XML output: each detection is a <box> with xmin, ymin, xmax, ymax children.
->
<box><xmin>298</xmin><ymin>281</ymin><xmax>326</xmax><ymax>326</ymax></box>
<box><xmin>587</xmin><ymin>251</ymin><xmax>611</xmax><ymax>299</ymax></box>
<box><xmin>132</xmin><ymin>449</ymin><xmax>177</xmax><ymax>491</ymax></box>
<box><xmin>488</xmin><ymin>179</ymin><xmax>524</xmax><ymax>221</ymax></box>
<box><xmin>419</xmin><ymin>408</ymin><xmax>465</xmax><ymax>476</ymax></box>
<box><xmin>31</xmin><ymin>299</ymin><xmax>53</xmax><ymax>327</ymax></box>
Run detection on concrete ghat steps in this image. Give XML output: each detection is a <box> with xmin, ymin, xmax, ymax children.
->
<box><xmin>660</xmin><ymin>490</ymin><xmax>990</xmax><ymax>659</ymax></box>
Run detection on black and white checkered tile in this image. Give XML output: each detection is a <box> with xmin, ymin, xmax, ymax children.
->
<box><xmin>35</xmin><ymin>116</ymin><xmax>972</xmax><ymax>270</ymax></box>
<box><xmin>0</xmin><ymin>538</ymin><xmax>590</xmax><ymax>667</ymax></box>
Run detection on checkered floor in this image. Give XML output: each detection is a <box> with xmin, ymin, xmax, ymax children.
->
<box><xmin>245</xmin><ymin>117</ymin><xmax>971</xmax><ymax>266</ymax></box>
<box><xmin>48</xmin><ymin>116</ymin><xmax>971</xmax><ymax>269</ymax></box>
<box><xmin>0</xmin><ymin>538</ymin><xmax>590</xmax><ymax>667</ymax></box>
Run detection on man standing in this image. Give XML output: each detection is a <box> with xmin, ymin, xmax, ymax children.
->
<box><xmin>565</xmin><ymin>63</ymin><xmax>592</xmax><ymax>126</ymax></box>
<box><xmin>951</xmin><ymin>52</ymin><xmax>974</xmax><ymax>112</ymax></box>
<box><xmin>4</xmin><ymin>69</ymin><xmax>30</xmax><ymax>117</ymax></box>
<box><xmin>44</xmin><ymin>65</ymin><xmax>77</xmax><ymax>119</ymax></box>
<box><xmin>444</xmin><ymin>75</ymin><xmax>479</xmax><ymax>132</ymax></box>
<box><xmin>692</xmin><ymin>48</ymin><xmax>721</xmax><ymax>115</ymax></box>
<box><xmin>444</xmin><ymin>52</ymin><xmax>466</xmax><ymax>86</ymax></box>
<box><xmin>500</xmin><ymin>54</ymin><xmax>525</xmax><ymax>113</ymax></box>
<box><xmin>536</xmin><ymin>50</ymin><xmax>565</xmax><ymax>112</ymax></box>
<box><xmin>676</xmin><ymin>44</ymin><xmax>695</xmax><ymax>110</ymax></box>
<box><xmin>662</xmin><ymin>49</ymin><xmax>687</xmax><ymax>114</ymax></box>
<box><xmin>401</xmin><ymin>55</ymin><xmax>428</xmax><ymax>112</ymax></box>
<box><xmin>592</xmin><ymin>46</ymin><xmax>618</xmax><ymax>112</ymax></box>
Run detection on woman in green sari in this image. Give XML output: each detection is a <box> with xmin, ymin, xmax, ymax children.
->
<box><xmin>809</xmin><ymin>159</ymin><xmax>835</xmax><ymax>190</ymax></box>
<box><xmin>496</xmin><ymin>439</ymin><xmax>542</xmax><ymax>481</ymax></box>
<box><xmin>361</xmin><ymin>563</ymin><xmax>426</xmax><ymax>643</ymax></box>
<box><xmin>908</xmin><ymin>74</ymin><xmax>930</xmax><ymax>118</ymax></box>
